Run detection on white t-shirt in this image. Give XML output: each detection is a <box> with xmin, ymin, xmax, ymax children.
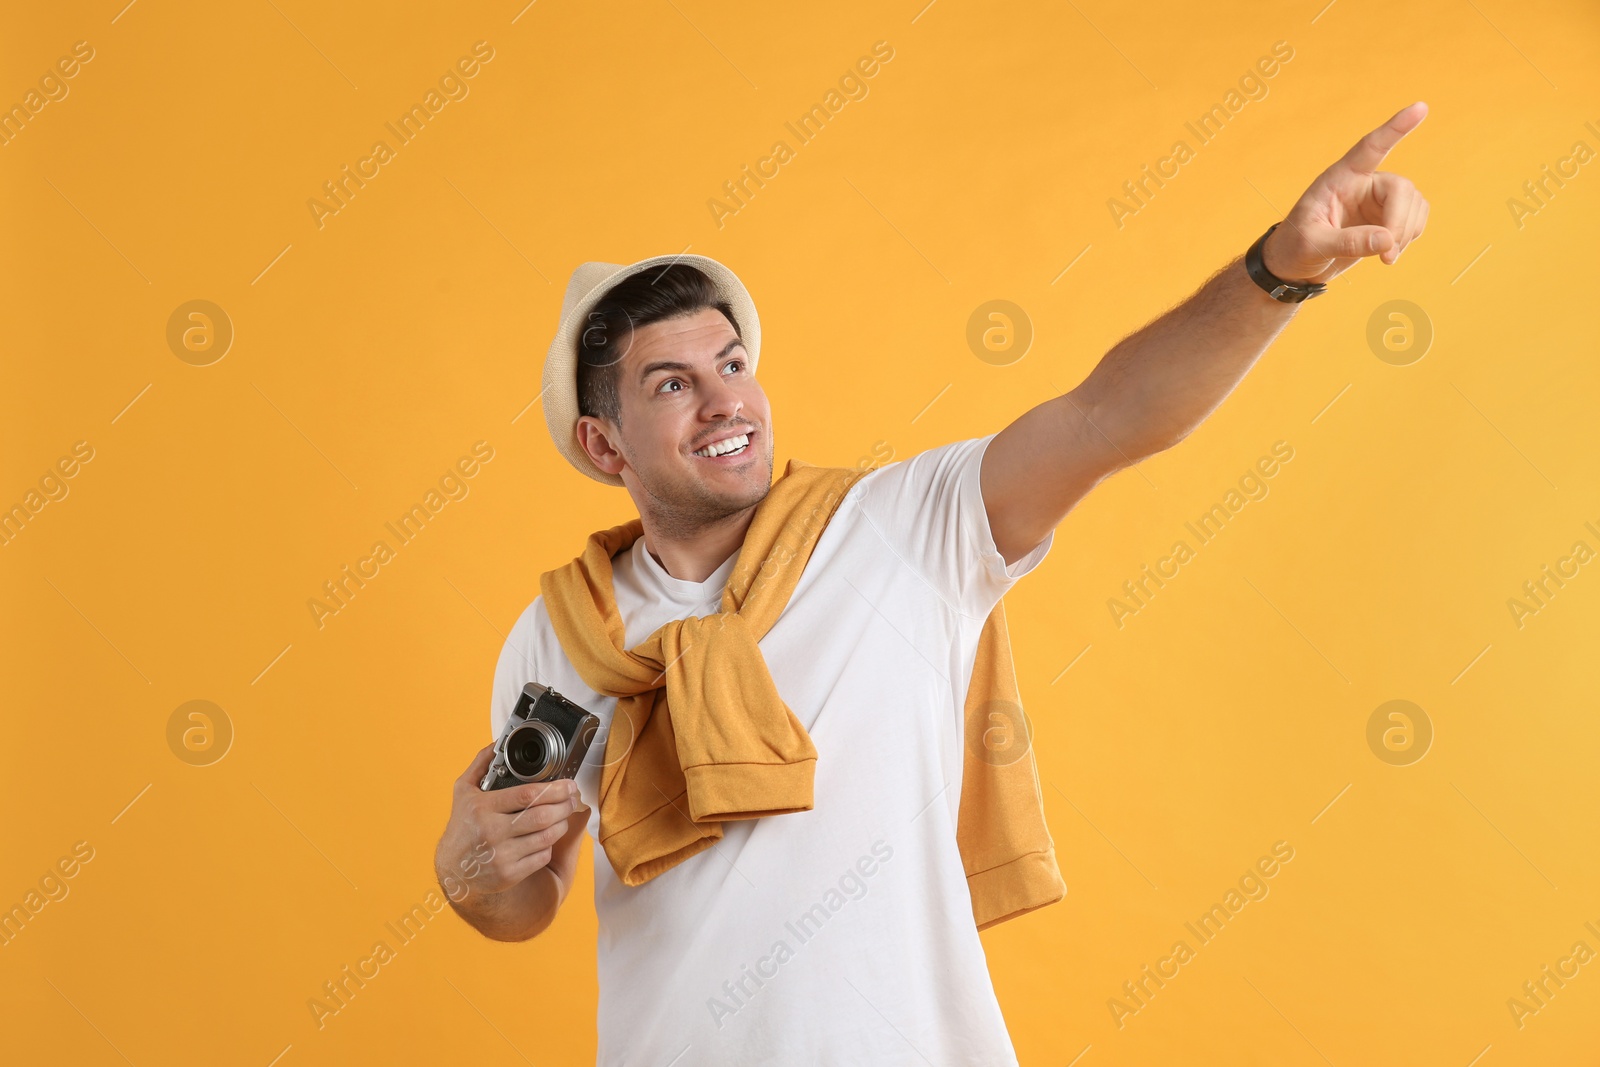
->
<box><xmin>491</xmin><ymin>433</ymin><xmax>1054</xmax><ymax>1066</ymax></box>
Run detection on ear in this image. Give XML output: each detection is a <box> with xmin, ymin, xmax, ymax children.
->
<box><xmin>575</xmin><ymin>416</ymin><xmax>626</xmax><ymax>476</ymax></box>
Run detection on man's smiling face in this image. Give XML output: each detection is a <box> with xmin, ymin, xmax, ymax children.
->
<box><xmin>575</xmin><ymin>306</ymin><xmax>774</xmax><ymax>529</ymax></box>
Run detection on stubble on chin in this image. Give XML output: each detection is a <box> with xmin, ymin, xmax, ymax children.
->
<box><xmin>634</xmin><ymin>447</ymin><xmax>773</xmax><ymax>540</ymax></box>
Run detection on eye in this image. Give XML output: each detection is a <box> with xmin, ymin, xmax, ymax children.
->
<box><xmin>723</xmin><ymin>358</ymin><xmax>744</xmax><ymax>374</ymax></box>
<box><xmin>656</xmin><ymin>378</ymin><xmax>683</xmax><ymax>394</ymax></box>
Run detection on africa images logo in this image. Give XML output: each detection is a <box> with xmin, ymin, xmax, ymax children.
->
<box><xmin>706</xmin><ymin>840</ymin><xmax>894</xmax><ymax>1029</ymax></box>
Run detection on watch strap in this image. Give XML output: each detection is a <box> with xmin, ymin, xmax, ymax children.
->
<box><xmin>1245</xmin><ymin>223</ymin><xmax>1327</xmax><ymax>303</ymax></box>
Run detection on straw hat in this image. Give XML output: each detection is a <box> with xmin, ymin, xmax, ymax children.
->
<box><xmin>542</xmin><ymin>253</ymin><xmax>762</xmax><ymax>486</ymax></box>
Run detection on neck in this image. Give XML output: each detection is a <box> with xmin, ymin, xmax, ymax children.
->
<box><xmin>640</xmin><ymin>505</ymin><xmax>756</xmax><ymax>583</ymax></box>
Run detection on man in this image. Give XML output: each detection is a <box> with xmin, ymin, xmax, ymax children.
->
<box><xmin>434</xmin><ymin>102</ymin><xmax>1430</xmax><ymax>1064</ymax></box>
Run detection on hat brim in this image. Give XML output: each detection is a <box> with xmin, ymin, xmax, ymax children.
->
<box><xmin>543</xmin><ymin>253</ymin><xmax>762</xmax><ymax>487</ymax></box>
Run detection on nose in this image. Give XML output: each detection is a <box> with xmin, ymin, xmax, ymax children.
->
<box><xmin>699</xmin><ymin>371</ymin><xmax>744</xmax><ymax>424</ymax></box>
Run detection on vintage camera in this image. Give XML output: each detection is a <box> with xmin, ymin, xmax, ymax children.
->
<box><xmin>480</xmin><ymin>682</ymin><xmax>601</xmax><ymax>792</ymax></box>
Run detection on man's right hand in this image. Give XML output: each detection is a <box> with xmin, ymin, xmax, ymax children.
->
<box><xmin>433</xmin><ymin>743</ymin><xmax>589</xmax><ymax>940</ymax></box>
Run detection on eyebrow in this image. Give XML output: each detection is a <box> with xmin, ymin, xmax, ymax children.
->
<box><xmin>637</xmin><ymin>337</ymin><xmax>747</xmax><ymax>385</ymax></box>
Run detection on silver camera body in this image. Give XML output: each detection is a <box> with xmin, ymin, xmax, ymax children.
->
<box><xmin>480</xmin><ymin>682</ymin><xmax>601</xmax><ymax>792</ymax></box>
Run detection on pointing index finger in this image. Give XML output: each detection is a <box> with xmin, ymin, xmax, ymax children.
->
<box><xmin>1337</xmin><ymin>101</ymin><xmax>1428</xmax><ymax>174</ymax></box>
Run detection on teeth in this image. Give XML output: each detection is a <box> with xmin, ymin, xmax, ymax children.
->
<box><xmin>694</xmin><ymin>433</ymin><xmax>750</xmax><ymax>458</ymax></box>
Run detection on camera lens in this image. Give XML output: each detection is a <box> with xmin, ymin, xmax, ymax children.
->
<box><xmin>505</xmin><ymin>719</ymin><xmax>566</xmax><ymax>782</ymax></box>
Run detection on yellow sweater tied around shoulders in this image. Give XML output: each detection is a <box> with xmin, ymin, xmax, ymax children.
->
<box><xmin>538</xmin><ymin>457</ymin><xmax>1065</xmax><ymax>930</ymax></box>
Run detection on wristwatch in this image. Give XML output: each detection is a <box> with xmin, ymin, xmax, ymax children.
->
<box><xmin>1245</xmin><ymin>223</ymin><xmax>1327</xmax><ymax>303</ymax></box>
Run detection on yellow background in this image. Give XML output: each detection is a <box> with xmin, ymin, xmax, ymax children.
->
<box><xmin>3</xmin><ymin>0</ymin><xmax>1596</xmax><ymax>1063</ymax></box>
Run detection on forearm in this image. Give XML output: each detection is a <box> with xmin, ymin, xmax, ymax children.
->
<box><xmin>445</xmin><ymin>865</ymin><xmax>564</xmax><ymax>942</ymax></box>
<box><xmin>1073</xmin><ymin>252</ymin><xmax>1301</xmax><ymax>465</ymax></box>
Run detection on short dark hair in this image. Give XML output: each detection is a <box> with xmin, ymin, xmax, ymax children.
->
<box><xmin>575</xmin><ymin>264</ymin><xmax>742</xmax><ymax>425</ymax></box>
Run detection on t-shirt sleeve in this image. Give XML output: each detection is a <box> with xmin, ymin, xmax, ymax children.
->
<box><xmin>854</xmin><ymin>433</ymin><xmax>1054</xmax><ymax>617</ymax></box>
<box><xmin>489</xmin><ymin>596</ymin><xmax>543</xmax><ymax>740</ymax></box>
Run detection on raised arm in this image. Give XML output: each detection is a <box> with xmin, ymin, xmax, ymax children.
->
<box><xmin>982</xmin><ymin>101</ymin><xmax>1431</xmax><ymax>565</ymax></box>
